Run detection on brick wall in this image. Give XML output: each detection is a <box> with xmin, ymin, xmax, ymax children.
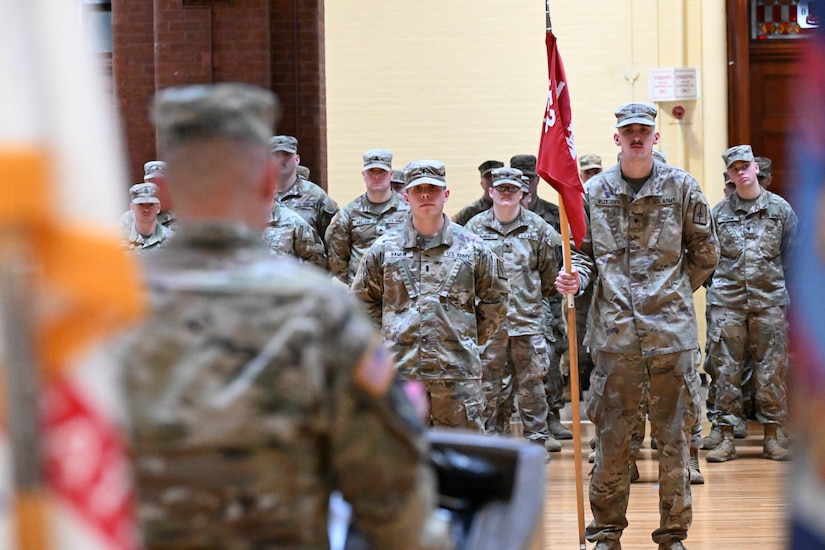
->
<box><xmin>112</xmin><ymin>0</ymin><xmax>326</xmax><ymax>190</ymax></box>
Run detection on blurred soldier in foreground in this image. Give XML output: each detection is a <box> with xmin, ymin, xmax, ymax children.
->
<box><xmin>557</xmin><ymin>102</ymin><xmax>718</xmax><ymax>550</ymax></box>
<box><xmin>118</xmin><ymin>83</ymin><xmax>451</xmax><ymax>550</ymax></box>
<box><xmin>120</xmin><ymin>182</ymin><xmax>173</xmax><ymax>254</ymax></box>
<box><xmin>325</xmin><ymin>148</ymin><xmax>409</xmax><ymax>286</ymax></box>
<box><xmin>352</xmin><ymin>160</ymin><xmax>510</xmax><ymax>430</ymax></box>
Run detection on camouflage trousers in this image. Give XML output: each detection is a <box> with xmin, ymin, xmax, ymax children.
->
<box><xmin>542</xmin><ymin>297</ymin><xmax>567</xmax><ymax>411</ymax></box>
<box><xmin>422</xmin><ymin>378</ymin><xmax>486</xmax><ymax>432</ymax></box>
<box><xmin>481</xmin><ymin>333</ymin><xmax>549</xmax><ymax>441</ymax></box>
<box><xmin>585</xmin><ymin>350</ymin><xmax>697</xmax><ymax>546</ymax></box>
<box><xmin>705</xmin><ymin>305</ymin><xmax>789</xmax><ymax>427</ymax></box>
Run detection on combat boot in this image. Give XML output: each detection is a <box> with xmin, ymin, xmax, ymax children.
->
<box><xmin>701</xmin><ymin>424</ymin><xmax>722</xmax><ymax>450</ymax></box>
<box><xmin>545</xmin><ymin>434</ymin><xmax>562</xmax><ymax>453</ymax></box>
<box><xmin>532</xmin><ymin>438</ymin><xmax>551</xmax><ymax>462</ymax></box>
<box><xmin>762</xmin><ymin>424</ymin><xmax>791</xmax><ymax>461</ymax></box>
<box><xmin>734</xmin><ymin>417</ymin><xmax>748</xmax><ymax>439</ymax></box>
<box><xmin>629</xmin><ymin>458</ymin><xmax>640</xmax><ymax>482</ymax></box>
<box><xmin>689</xmin><ymin>447</ymin><xmax>704</xmax><ymax>484</ymax></box>
<box><xmin>705</xmin><ymin>425</ymin><xmax>737</xmax><ymax>462</ymax></box>
<box><xmin>548</xmin><ymin>408</ymin><xmax>573</xmax><ymax>439</ymax></box>
<box><xmin>593</xmin><ymin>540</ymin><xmax>622</xmax><ymax>550</ymax></box>
<box><xmin>658</xmin><ymin>542</ymin><xmax>687</xmax><ymax>550</ymax></box>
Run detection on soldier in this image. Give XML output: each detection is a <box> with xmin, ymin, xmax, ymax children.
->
<box><xmin>755</xmin><ymin>156</ymin><xmax>772</xmax><ymax>188</ymax></box>
<box><xmin>465</xmin><ymin>167</ymin><xmax>563</xmax><ymax>458</ymax></box>
<box><xmin>579</xmin><ymin>153</ymin><xmax>603</xmax><ymax>183</ymax></box>
<box><xmin>325</xmin><ymin>148</ymin><xmax>409</xmax><ymax>285</ymax></box>
<box><xmin>556</xmin><ymin>102</ymin><xmax>719</xmax><ymax>550</ymax></box>
<box><xmin>118</xmin><ymin>83</ymin><xmax>452</xmax><ymax>550</ymax></box>
<box><xmin>120</xmin><ymin>182</ymin><xmax>173</xmax><ymax>254</ymax></box>
<box><xmin>264</xmin><ymin>201</ymin><xmax>327</xmax><ymax>269</ymax></box>
<box><xmin>144</xmin><ymin>160</ymin><xmax>176</xmax><ymax>229</ymax></box>
<box><xmin>351</xmin><ymin>160</ymin><xmax>510</xmax><ymax>431</ymax></box>
<box><xmin>391</xmin><ymin>168</ymin><xmax>407</xmax><ymax>195</ymax></box>
<box><xmin>451</xmin><ymin>159</ymin><xmax>503</xmax><ymax>225</ymax></box>
<box><xmin>704</xmin><ymin>145</ymin><xmax>796</xmax><ymax>463</ymax></box>
<box><xmin>509</xmin><ymin>153</ymin><xmax>572</xmax><ymax>446</ymax></box>
<box><xmin>270</xmin><ymin>134</ymin><xmax>339</xmax><ymax>249</ymax></box>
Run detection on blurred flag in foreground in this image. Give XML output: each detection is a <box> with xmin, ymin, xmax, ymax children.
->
<box><xmin>535</xmin><ymin>30</ymin><xmax>586</xmax><ymax>248</ymax></box>
<box><xmin>788</xmin><ymin>18</ymin><xmax>825</xmax><ymax>550</ymax></box>
<box><xmin>0</xmin><ymin>1</ymin><xmax>143</xmax><ymax>549</ymax></box>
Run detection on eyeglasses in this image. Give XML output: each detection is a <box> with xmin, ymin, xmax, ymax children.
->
<box><xmin>494</xmin><ymin>185</ymin><xmax>521</xmax><ymax>194</ymax></box>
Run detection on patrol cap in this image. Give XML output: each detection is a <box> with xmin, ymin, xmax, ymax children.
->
<box><xmin>404</xmin><ymin>160</ymin><xmax>447</xmax><ymax>189</ymax></box>
<box><xmin>491</xmin><ymin>167</ymin><xmax>524</xmax><ymax>189</ymax></box>
<box><xmin>614</xmin><ymin>102</ymin><xmax>657</xmax><ymax>128</ymax></box>
<box><xmin>755</xmin><ymin>156</ymin><xmax>772</xmax><ymax>179</ymax></box>
<box><xmin>723</xmin><ymin>171</ymin><xmax>732</xmax><ymax>185</ymax></box>
<box><xmin>653</xmin><ymin>149</ymin><xmax>667</xmax><ymax>163</ymax></box>
<box><xmin>722</xmin><ymin>144</ymin><xmax>755</xmax><ymax>169</ymax></box>
<box><xmin>579</xmin><ymin>154</ymin><xmax>602</xmax><ymax>171</ymax></box>
<box><xmin>391</xmin><ymin>169</ymin><xmax>407</xmax><ymax>184</ymax></box>
<box><xmin>510</xmin><ymin>154</ymin><xmax>537</xmax><ymax>177</ymax></box>
<box><xmin>270</xmin><ymin>135</ymin><xmax>298</xmax><ymax>154</ymax></box>
<box><xmin>363</xmin><ymin>148</ymin><xmax>393</xmax><ymax>171</ymax></box>
<box><xmin>151</xmin><ymin>83</ymin><xmax>279</xmax><ymax>154</ymax></box>
<box><xmin>519</xmin><ymin>176</ymin><xmax>531</xmax><ymax>193</ymax></box>
<box><xmin>143</xmin><ymin>160</ymin><xmax>167</xmax><ymax>181</ymax></box>
<box><xmin>478</xmin><ymin>159</ymin><xmax>504</xmax><ymax>176</ymax></box>
<box><xmin>296</xmin><ymin>165</ymin><xmax>310</xmax><ymax>180</ymax></box>
<box><xmin>130</xmin><ymin>182</ymin><xmax>160</xmax><ymax>204</ymax></box>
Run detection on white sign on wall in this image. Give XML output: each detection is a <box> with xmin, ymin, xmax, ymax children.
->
<box><xmin>648</xmin><ymin>68</ymin><xmax>701</xmax><ymax>102</ymax></box>
<box><xmin>799</xmin><ymin>1</ymin><xmax>820</xmax><ymax>29</ymax></box>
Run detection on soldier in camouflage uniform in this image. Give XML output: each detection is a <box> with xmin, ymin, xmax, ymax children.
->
<box><xmin>325</xmin><ymin>149</ymin><xmax>409</xmax><ymax>285</ymax></box>
<box><xmin>465</xmin><ymin>167</ymin><xmax>563</xmax><ymax>457</ymax></box>
<box><xmin>451</xmin><ymin>160</ymin><xmax>503</xmax><ymax>226</ymax></box>
<box><xmin>118</xmin><ymin>160</ymin><xmax>177</xmax><ymax>231</ymax></box>
<box><xmin>351</xmin><ymin>160</ymin><xmax>510</xmax><ymax>431</ymax></box>
<box><xmin>391</xmin><ymin>168</ymin><xmax>407</xmax><ymax>195</ymax></box>
<box><xmin>119</xmin><ymin>83</ymin><xmax>452</xmax><ymax>550</ymax></box>
<box><xmin>270</xmin><ymin>135</ymin><xmax>339</xmax><ymax>250</ymax></box>
<box><xmin>509</xmin><ymin>154</ymin><xmax>572</xmax><ymax>446</ymax></box>
<box><xmin>556</xmin><ymin>102</ymin><xmax>719</xmax><ymax>550</ymax></box>
<box><xmin>264</xmin><ymin>201</ymin><xmax>327</xmax><ymax>269</ymax></box>
<box><xmin>704</xmin><ymin>145</ymin><xmax>797</xmax><ymax>464</ymax></box>
<box><xmin>120</xmin><ymin>182</ymin><xmax>174</xmax><ymax>254</ymax></box>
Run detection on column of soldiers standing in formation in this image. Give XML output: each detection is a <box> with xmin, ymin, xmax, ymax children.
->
<box><xmin>119</xmin><ymin>84</ymin><xmax>796</xmax><ymax>550</ymax></box>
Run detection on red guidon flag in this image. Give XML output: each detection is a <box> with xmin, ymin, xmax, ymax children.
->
<box><xmin>536</xmin><ymin>31</ymin><xmax>586</xmax><ymax>248</ymax></box>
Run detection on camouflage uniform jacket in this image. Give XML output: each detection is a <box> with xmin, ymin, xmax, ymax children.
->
<box><xmin>119</xmin><ymin>222</ymin><xmax>441</xmax><ymax>549</ymax></box>
<box><xmin>120</xmin><ymin>221</ymin><xmax>173</xmax><ymax>254</ymax></box>
<box><xmin>274</xmin><ymin>176</ymin><xmax>339</xmax><ymax>245</ymax></box>
<box><xmin>351</xmin><ymin>214</ymin><xmax>510</xmax><ymax>380</ymax></box>
<box><xmin>572</xmin><ymin>163</ymin><xmax>719</xmax><ymax>356</ymax></box>
<box><xmin>452</xmin><ymin>196</ymin><xmax>492</xmax><ymax>226</ymax></box>
<box><xmin>325</xmin><ymin>191</ymin><xmax>409</xmax><ymax>285</ymax></box>
<box><xmin>264</xmin><ymin>202</ymin><xmax>328</xmax><ymax>270</ymax></box>
<box><xmin>465</xmin><ymin>207</ymin><xmax>562</xmax><ymax>336</ymax></box>
<box><xmin>707</xmin><ymin>189</ymin><xmax>798</xmax><ymax>309</ymax></box>
<box><xmin>529</xmin><ymin>197</ymin><xmax>565</xmax><ymax>343</ymax></box>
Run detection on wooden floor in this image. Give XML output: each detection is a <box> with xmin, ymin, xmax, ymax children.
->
<box><xmin>540</xmin><ymin>420</ymin><xmax>789</xmax><ymax>549</ymax></box>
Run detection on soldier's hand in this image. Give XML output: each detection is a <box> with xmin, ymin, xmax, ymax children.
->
<box><xmin>555</xmin><ymin>267</ymin><xmax>580</xmax><ymax>296</ymax></box>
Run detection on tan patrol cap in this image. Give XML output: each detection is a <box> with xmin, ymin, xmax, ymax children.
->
<box><xmin>614</xmin><ymin>102</ymin><xmax>657</xmax><ymax>128</ymax></box>
<box><xmin>363</xmin><ymin>148</ymin><xmax>393</xmax><ymax>171</ymax></box>
<box><xmin>404</xmin><ymin>160</ymin><xmax>447</xmax><ymax>189</ymax></box>
<box><xmin>578</xmin><ymin>154</ymin><xmax>602</xmax><ymax>171</ymax></box>
<box><xmin>130</xmin><ymin>182</ymin><xmax>160</xmax><ymax>204</ymax></box>
<box><xmin>722</xmin><ymin>145</ymin><xmax>755</xmax><ymax>169</ymax></box>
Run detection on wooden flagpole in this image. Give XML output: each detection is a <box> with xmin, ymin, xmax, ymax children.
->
<box><xmin>546</xmin><ymin>4</ymin><xmax>587</xmax><ymax>548</ymax></box>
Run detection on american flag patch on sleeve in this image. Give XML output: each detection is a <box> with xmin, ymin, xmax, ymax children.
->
<box><xmin>353</xmin><ymin>342</ymin><xmax>395</xmax><ymax>397</ymax></box>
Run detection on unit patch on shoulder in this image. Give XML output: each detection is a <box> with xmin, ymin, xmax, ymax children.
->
<box><xmin>693</xmin><ymin>203</ymin><xmax>708</xmax><ymax>225</ymax></box>
<box><xmin>353</xmin><ymin>342</ymin><xmax>395</xmax><ymax>398</ymax></box>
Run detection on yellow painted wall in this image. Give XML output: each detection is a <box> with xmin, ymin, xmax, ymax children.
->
<box><xmin>325</xmin><ymin>0</ymin><xmax>730</xmax><ymax>349</ymax></box>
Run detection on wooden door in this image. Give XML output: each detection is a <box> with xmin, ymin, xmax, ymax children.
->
<box><xmin>727</xmin><ymin>0</ymin><xmax>809</xmax><ymax>203</ymax></box>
